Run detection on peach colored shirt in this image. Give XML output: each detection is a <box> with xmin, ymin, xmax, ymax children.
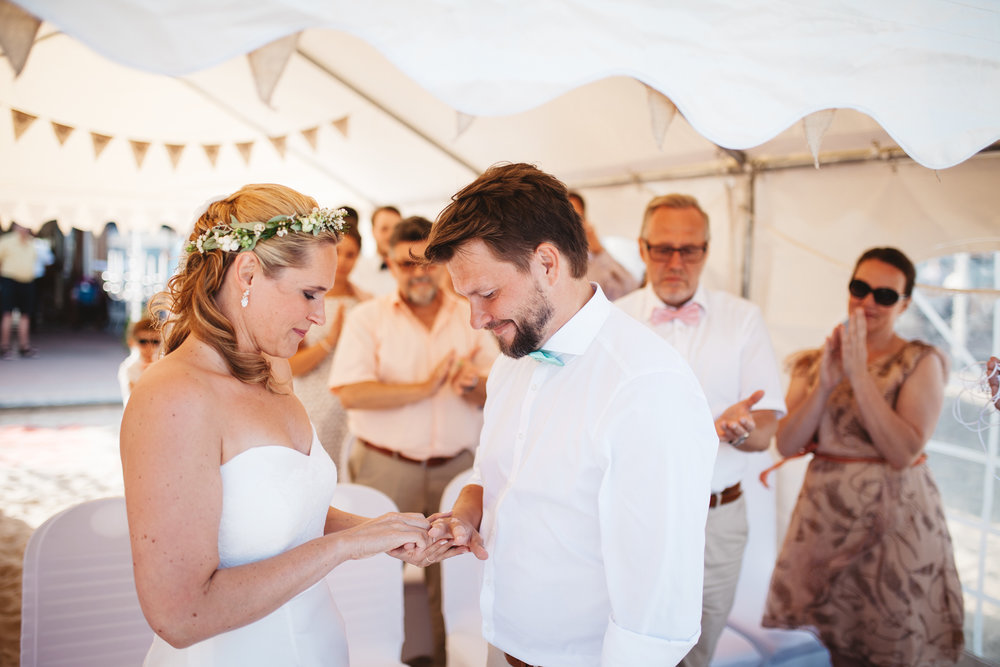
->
<box><xmin>328</xmin><ymin>291</ymin><xmax>499</xmax><ymax>460</ymax></box>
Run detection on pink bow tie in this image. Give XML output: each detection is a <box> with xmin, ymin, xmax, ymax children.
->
<box><xmin>650</xmin><ymin>302</ymin><xmax>701</xmax><ymax>326</ymax></box>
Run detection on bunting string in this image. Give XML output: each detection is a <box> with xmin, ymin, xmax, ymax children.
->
<box><xmin>2</xmin><ymin>103</ymin><xmax>351</xmax><ymax>169</ymax></box>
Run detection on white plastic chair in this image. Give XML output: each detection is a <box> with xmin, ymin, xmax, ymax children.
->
<box><xmin>20</xmin><ymin>496</ymin><xmax>154</xmax><ymax>666</ymax></box>
<box><xmin>437</xmin><ymin>468</ymin><xmax>488</xmax><ymax>667</ymax></box>
<box><xmin>338</xmin><ymin>432</ymin><xmax>356</xmax><ymax>483</ymax></box>
<box><xmin>327</xmin><ymin>483</ymin><xmax>407</xmax><ymax>667</ymax></box>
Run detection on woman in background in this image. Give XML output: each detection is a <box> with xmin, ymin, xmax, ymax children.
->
<box><xmin>290</xmin><ymin>207</ymin><xmax>369</xmax><ymax>465</ymax></box>
<box><xmin>762</xmin><ymin>247</ymin><xmax>964</xmax><ymax>666</ymax></box>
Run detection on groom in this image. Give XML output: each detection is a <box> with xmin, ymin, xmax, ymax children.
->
<box><xmin>424</xmin><ymin>163</ymin><xmax>717</xmax><ymax>666</ymax></box>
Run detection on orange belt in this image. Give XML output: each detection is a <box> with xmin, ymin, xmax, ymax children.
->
<box><xmin>759</xmin><ymin>442</ymin><xmax>927</xmax><ymax>489</ymax></box>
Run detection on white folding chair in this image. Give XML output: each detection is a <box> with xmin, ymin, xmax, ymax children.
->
<box><xmin>327</xmin><ymin>483</ymin><xmax>407</xmax><ymax>667</ymax></box>
<box><xmin>438</xmin><ymin>468</ymin><xmax>488</xmax><ymax>667</ymax></box>
<box><xmin>20</xmin><ymin>497</ymin><xmax>154</xmax><ymax>667</ymax></box>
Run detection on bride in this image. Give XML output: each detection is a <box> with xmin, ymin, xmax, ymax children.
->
<box><xmin>120</xmin><ymin>184</ymin><xmax>456</xmax><ymax>665</ymax></box>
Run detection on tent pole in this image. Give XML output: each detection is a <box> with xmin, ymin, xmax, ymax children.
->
<box><xmin>741</xmin><ymin>169</ymin><xmax>756</xmax><ymax>299</ymax></box>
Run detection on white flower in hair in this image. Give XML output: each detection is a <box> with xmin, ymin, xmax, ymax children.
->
<box><xmin>186</xmin><ymin>207</ymin><xmax>348</xmax><ymax>254</ymax></box>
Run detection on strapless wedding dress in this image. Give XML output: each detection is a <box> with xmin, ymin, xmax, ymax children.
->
<box><xmin>144</xmin><ymin>431</ymin><xmax>348</xmax><ymax>666</ymax></box>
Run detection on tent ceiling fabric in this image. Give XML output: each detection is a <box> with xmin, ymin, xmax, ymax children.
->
<box><xmin>14</xmin><ymin>0</ymin><xmax>1000</xmax><ymax>169</ymax></box>
<box><xmin>1</xmin><ymin>0</ymin><xmax>999</xmax><ymax>234</ymax></box>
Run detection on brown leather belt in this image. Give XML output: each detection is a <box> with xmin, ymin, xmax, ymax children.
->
<box><xmin>505</xmin><ymin>653</ymin><xmax>540</xmax><ymax>667</ymax></box>
<box><xmin>359</xmin><ymin>438</ymin><xmax>459</xmax><ymax>467</ymax></box>
<box><xmin>709</xmin><ymin>482</ymin><xmax>742</xmax><ymax>509</ymax></box>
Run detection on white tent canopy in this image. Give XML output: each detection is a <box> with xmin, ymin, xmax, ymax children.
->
<box><xmin>2</xmin><ymin>0</ymin><xmax>998</xmax><ymax>340</ymax></box>
<box><xmin>2</xmin><ymin>0</ymin><xmax>999</xmax><ymax>236</ymax></box>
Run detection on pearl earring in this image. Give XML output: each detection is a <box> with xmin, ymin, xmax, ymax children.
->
<box><xmin>241</xmin><ymin>289</ymin><xmax>250</xmax><ymax>308</ymax></box>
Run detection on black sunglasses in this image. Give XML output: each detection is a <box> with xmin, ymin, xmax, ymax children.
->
<box><xmin>848</xmin><ymin>279</ymin><xmax>903</xmax><ymax>306</ymax></box>
<box><xmin>137</xmin><ymin>338</ymin><xmax>161</xmax><ymax>345</ymax></box>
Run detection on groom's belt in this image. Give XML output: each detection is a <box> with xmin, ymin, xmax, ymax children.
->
<box><xmin>359</xmin><ymin>439</ymin><xmax>461</xmax><ymax>467</ymax></box>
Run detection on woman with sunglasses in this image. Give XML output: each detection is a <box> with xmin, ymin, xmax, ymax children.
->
<box><xmin>762</xmin><ymin>247</ymin><xmax>964</xmax><ymax>666</ymax></box>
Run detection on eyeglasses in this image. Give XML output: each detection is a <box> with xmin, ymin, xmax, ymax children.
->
<box><xmin>848</xmin><ymin>279</ymin><xmax>903</xmax><ymax>306</ymax></box>
<box><xmin>391</xmin><ymin>258</ymin><xmax>432</xmax><ymax>272</ymax></box>
<box><xmin>137</xmin><ymin>338</ymin><xmax>161</xmax><ymax>346</ymax></box>
<box><xmin>641</xmin><ymin>240</ymin><xmax>707</xmax><ymax>264</ymax></box>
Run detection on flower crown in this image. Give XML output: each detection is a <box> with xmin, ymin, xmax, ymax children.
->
<box><xmin>186</xmin><ymin>207</ymin><xmax>347</xmax><ymax>254</ymax></box>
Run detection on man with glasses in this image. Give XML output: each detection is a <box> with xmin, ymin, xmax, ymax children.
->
<box><xmin>616</xmin><ymin>194</ymin><xmax>786</xmax><ymax>667</ymax></box>
<box><xmin>329</xmin><ymin>216</ymin><xmax>499</xmax><ymax>667</ymax></box>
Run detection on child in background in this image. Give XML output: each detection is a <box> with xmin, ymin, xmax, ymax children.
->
<box><xmin>118</xmin><ymin>317</ymin><xmax>160</xmax><ymax>405</ymax></box>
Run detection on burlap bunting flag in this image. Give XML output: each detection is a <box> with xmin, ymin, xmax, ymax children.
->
<box><xmin>269</xmin><ymin>135</ymin><xmax>287</xmax><ymax>158</ymax></box>
<box><xmin>129</xmin><ymin>140</ymin><xmax>151</xmax><ymax>168</ymax></box>
<box><xmin>235</xmin><ymin>141</ymin><xmax>254</xmax><ymax>165</ymax></box>
<box><xmin>247</xmin><ymin>33</ymin><xmax>300</xmax><ymax>106</ymax></box>
<box><xmin>202</xmin><ymin>144</ymin><xmax>220</xmax><ymax>167</ymax></box>
<box><xmin>164</xmin><ymin>143</ymin><xmax>185</xmax><ymax>169</ymax></box>
<box><xmin>51</xmin><ymin>121</ymin><xmax>74</xmax><ymax>145</ymax></box>
<box><xmin>331</xmin><ymin>116</ymin><xmax>349</xmax><ymax>138</ymax></box>
<box><xmin>11</xmin><ymin>108</ymin><xmax>37</xmax><ymax>139</ymax></box>
<box><xmin>0</xmin><ymin>0</ymin><xmax>41</xmax><ymax>76</ymax></box>
<box><xmin>90</xmin><ymin>132</ymin><xmax>112</xmax><ymax>158</ymax></box>
<box><xmin>301</xmin><ymin>126</ymin><xmax>319</xmax><ymax>151</ymax></box>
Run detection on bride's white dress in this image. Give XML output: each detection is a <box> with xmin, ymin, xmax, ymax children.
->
<box><xmin>143</xmin><ymin>432</ymin><xmax>348</xmax><ymax>666</ymax></box>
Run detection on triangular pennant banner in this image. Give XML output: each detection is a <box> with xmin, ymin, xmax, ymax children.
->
<box><xmin>455</xmin><ymin>112</ymin><xmax>475</xmax><ymax>139</ymax></box>
<box><xmin>51</xmin><ymin>121</ymin><xmax>74</xmax><ymax>146</ymax></box>
<box><xmin>235</xmin><ymin>141</ymin><xmax>254</xmax><ymax>165</ymax></box>
<box><xmin>11</xmin><ymin>109</ymin><xmax>37</xmax><ymax>140</ymax></box>
<box><xmin>331</xmin><ymin>116</ymin><xmax>349</xmax><ymax>138</ymax></box>
<box><xmin>129</xmin><ymin>140</ymin><xmax>151</xmax><ymax>168</ymax></box>
<box><xmin>269</xmin><ymin>135</ymin><xmax>287</xmax><ymax>158</ymax></box>
<box><xmin>0</xmin><ymin>0</ymin><xmax>42</xmax><ymax>76</ymax></box>
<box><xmin>301</xmin><ymin>126</ymin><xmax>319</xmax><ymax>151</ymax></box>
<box><xmin>645</xmin><ymin>84</ymin><xmax>677</xmax><ymax>150</ymax></box>
<box><xmin>90</xmin><ymin>132</ymin><xmax>112</xmax><ymax>158</ymax></box>
<box><xmin>202</xmin><ymin>144</ymin><xmax>220</xmax><ymax>167</ymax></box>
<box><xmin>164</xmin><ymin>143</ymin><xmax>185</xmax><ymax>169</ymax></box>
<box><xmin>247</xmin><ymin>33</ymin><xmax>299</xmax><ymax>106</ymax></box>
<box><xmin>803</xmin><ymin>109</ymin><xmax>836</xmax><ymax>169</ymax></box>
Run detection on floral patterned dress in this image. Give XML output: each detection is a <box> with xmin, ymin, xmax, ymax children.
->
<box><xmin>762</xmin><ymin>340</ymin><xmax>964</xmax><ymax>666</ymax></box>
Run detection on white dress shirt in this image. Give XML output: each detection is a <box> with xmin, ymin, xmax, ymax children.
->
<box><xmin>615</xmin><ymin>284</ymin><xmax>786</xmax><ymax>492</ymax></box>
<box><xmin>470</xmin><ymin>285</ymin><xmax>717</xmax><ymax>666</ymax></box>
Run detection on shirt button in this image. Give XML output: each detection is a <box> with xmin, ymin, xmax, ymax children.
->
<box><xmin>517</xmin><ymin>433</ymin><xmax>525</xmax><ymax>440</ymax></box>
<box><xmin>530</xmin><ymin>384</ymin><xmax>538</xmax><ymax>391</ymax></box>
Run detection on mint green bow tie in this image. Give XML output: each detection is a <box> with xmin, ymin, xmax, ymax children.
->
<box><xmin>527</xmin><ymin>349</ymin><xmax>564</xmax><ymax>366</ymax></box>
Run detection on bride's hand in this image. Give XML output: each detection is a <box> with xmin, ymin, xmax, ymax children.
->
<box><xmin>343</xmin><ymin>512</ymin><xmax>431</xmax><ymax>560</ymax></box>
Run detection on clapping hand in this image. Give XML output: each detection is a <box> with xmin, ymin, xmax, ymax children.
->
<box><xmin>449</xmin><ymin>345</ymin><xmax>482</xmax><ymax>395</ymax></box>
<box><xmin>840</xmin><ymin>307</ymin><xmax>869</xmax><ymax>383</ymax></box>
<box><xmin>819</xmin><ymin>323</ymin><xmax>846</xmax><ymax>391</ymax></box>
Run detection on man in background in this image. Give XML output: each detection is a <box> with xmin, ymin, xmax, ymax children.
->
<box><xmin>0</xmin><ymin>223</ymin><xmax>39</xmax><ymax>359</ymax></box>
<box><xmin>330</xmin><ymin>216</ymin><xmax>498</xmax><ymax>667</ymax></box>
<box><xmin>351</xmin><ymin>205</ymin><xmax>403</xmax><ymax>295</ymax></box>
<box><xmin>616</xmin><ymin>193</ymin><xmax>786</xmax><ymax>666</ymax></box>
<box><xmin>568</xmin><ymin>190</ymin><xmax>639</xmax><ymax>301</ymax></box>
